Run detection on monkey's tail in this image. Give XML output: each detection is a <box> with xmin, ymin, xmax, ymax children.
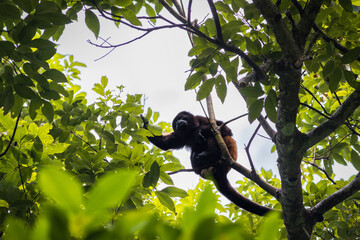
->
<box><xmin>212</xmin><ymin>170</ymin><xmax>275</xmax><ymax>216</ymax></box>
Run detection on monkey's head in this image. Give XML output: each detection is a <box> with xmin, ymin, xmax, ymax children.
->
<box><xmin>172</xmin><ymin>111</ymin><xmax>196</xmax><ymax>138</ymax></box>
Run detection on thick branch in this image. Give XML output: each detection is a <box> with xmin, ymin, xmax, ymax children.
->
<box><xmin>253</xmin><ymin>0</ymin><xmax>301</xmax><ymax>62</ymax></box>
<box><xmin>232</xmin><ymin>65</ymin><xmax>277</xmax><ymax>142</ymax></box>
<box><xmin>257</xmin><ymin>115</ymin><xmax>276</xmax><ymax>141</ymax></box>
<box><xmin>205</xmin><ymin>93</ymin><xmax>279</xmax><ymax>198</ymax></box>
<box><xmin>294</xmin><ymin>0</ymin><xmax>324</xmax><ymax>50</ymax></box>
<box><xmin>304</xmin><ymin>89</ymin><xmax>360</xmax><ymax>150</ymax></box>
<box><xmin>231</xmin><ymin>162</ymin><xmax>279</xmax><ymax>199</ymax></box>
<box><xmin>312</xmin><ymin>172</ymin><xmax>360</xmax><ymax>215</ymax></box>
<box><xmin>234</xmin><ymin>59</ymin><xmax>274</xmax><ymax>88</ymax></box>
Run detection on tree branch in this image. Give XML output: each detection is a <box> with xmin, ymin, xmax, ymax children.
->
<box><xmin>312</xmin><ymin>172</ymin><xmax>360</xmax><ymax>215</ymax></box>
<box><xmin>253</xmin><ymin>0</ymin><xmax>301</xmax><ymax>62</ymax></box>
<box><xmin>291</xmin><ymin>0</ymin><xmax>358</xmax><ymax>60</ymax></box>
<box><xmin>257</xmin><ymin>115</ymin><xmax>277</xmax><ymax>142</ymax></box>
<box><xmin>244</xmin><ymin>123</ymin><xmax>262</xmax><ymax>172</ymax></box>
<box><xmin>205</xmin><ymin>92</ymin><xmax>279</xmax><ymax>198</ymax></box>
<box><xmin>234</xmin><ymin>59</ymin><xmax>274</xmax><ymax>88</ymax></box>
<box><xmin>207</xmin><ymin>0</ymin><xmax>224</xmax><ymax>44</ymax></box>
<box><xmin>0</xmin><ymin>110</ymin><xmax>21</xmax><ymax>158</ymax></box>
<box><xmin>294</xmin><ymin>0</ymin><xmax>324</xmax><ymax>50</ymax></box>
<box><xmin>159</xmin><ymin>0</ymin><xmax>187</xmax><ymax>23</ymax></box>
<box><xmin>304</xmin><ymin>89</ymin><xmax>360</xmax><ymax>150</ymax></box>
<box><xmin>232</xmin><ymin>66</ymin><xmax>277</xmax><ymax>142</ymax></box>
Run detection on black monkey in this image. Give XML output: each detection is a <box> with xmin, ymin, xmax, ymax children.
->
<box><xmin>142</xmin><ymin>111</ymin><xmax>273</xmax><ymax>216</ymax></box>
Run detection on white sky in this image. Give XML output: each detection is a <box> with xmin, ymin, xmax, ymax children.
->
<box><xmin>57</xmin><ymin>3</ymin><xmax>353</xmax><ymax>191</ymax></box>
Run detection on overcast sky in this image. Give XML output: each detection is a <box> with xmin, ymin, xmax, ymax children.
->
<box><xmin>56</xmin><ymin>4</ymin><xmax>353</xmax><ymax>190</ymax></box>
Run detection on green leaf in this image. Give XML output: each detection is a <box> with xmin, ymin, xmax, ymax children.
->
<box><xmin>351</xmin><ymin>150</ymin><xmax>360</xmax><ymax>171</ymax></box>
<box><xmin>145</xmin><ymin>4</ymin><xmax>156</xmax><ymax>23</ymax></box>
<box><xmin>0</xmin><ymin>3</ymin><xmax>22</xmax><ymax>20</ymax></box>
<box><xmin>248</xmin><ymin>98</ymin><xmax>263</xmax><ymax>123</ymax></box>
<box><xmin>322</xmin><ymin>60</ymin><xmax>334</xmax><ymax>78</ymax></box>
<box><xmin>155</xmin><ymin>191</ymin><xmax>175</xmax><ymax>212</ymax></box>
<box><xmin>196</xmin><ymin>184</ymin><xmax>216</xmax><ymax>217</ymax></box>
<box><xmin>49</xmin><ymin>82</ymin><xmax>69</xmax><ymax>97</ymax></box>
<box><xmin>240</xmin><ymin>84</ymin><xmax>264</xmax><ymax>98</ymax></box>
<box><xmin>87</xmin><ymin>170</ymin><xmax>136</xmax><ymax>214</ymax></box>
<box><xmin>13</xmin><ymin>0</ymin><xmax>38</xmax><ymax>13</ymax></box>
<box><xmin>14</xmin><ymin>74</ymin><xmax>34</xmax><ymax>86</ymax></box>
<box><xmin>100</xmin><ymin>130</ymin><xmax>115</xmax><ymax>144</ymax></box>
<box><xmin>3</xmin><ymin>218</ymin><xmax>28</xmax><ymax>240</ymax></box>
<box><xmin>0</xmin><ymin>41</ymin><xmax>15</xmax><ymax>57</ymax></box>
<box><xmin>2</xmin><ymin>87</ymin><xmax>14</xmax><ymax>115</ymax></box>
<box><xmin>101</xmin><ymin>76</ymin><xmax>108</xmax><ymax>88</ymax></box>
<box><xmin>33</xmin><ymin>73</ymin><xmax>50</xmax><ymax>90</ymax></box>
<box><xmin>116</xmin><ymin>0</ymin><xmax>132</xmax><ymax>7</ymax></box>
<box><xmin>328</xmin><ymin>67</ymin><xmax>343</xmax><ymax>92</ymax></box>
<box><xmin>331</xmin><ymin>153</ymin><xmax>347</xmax><ymax>166</ymax></box>
<box><xmin>205</xmin><ymin>19</ymin><xmax>216</xmax><ymax>37</ymax></box>
<box><xmin>33</xmin><ymin>136</ymin><xmax>43</xmax><ymax>153</ymax></box>
<box><xmin>339</xmin><ymin>0</ymin><xmax>353</xmax><ymax>12</ymax></box>
<box><xmin>38</xmin><ymin>167</ymin><xmax>83</xmax><ymax>212</ymax></box>
<box><xmin>344</xmin><ymin>70</ymin><xmax>360</xmax><ymax>89</ymax></box>
<box><xmin>120</xmin><ymin>103</ymin><xmax>141</xmax><ymax>113</ymax></box>
<box><xmin>29</xmin><ymin>97</ymin><xmax>42</xmax><ymax>120</ymax></box>
<box><xmin>244</xmin><ymin>3</ymin><xmax>260</xmax><ymax>20</ymax></box>
<box><xmin>19</xmin><ymin>23</ymin><xmax>37</xmax><ymax>44</ymax></box>
<box><xmin>43</xmin><ymin>69</ymin><xmax>67</xmax><ymax>82</ymax></box>
<box><xmin>42</xmin><ymin>101</ymin><xmax>54</xmax><ymax>122</ymax></box>
<box><xmin>45</xmin><ymin>12</ymin><xmax>72</xmax><ymax>25</ymax></box>
<box><xmin>40</xmin><ymin>89</ymin><xmax>60</xmax><ymax>100</ymax></box>
<box><xmin>159</xmin><ymin>172</ymin><xmax>174</xmax><ymax>185</ymax></box>
<box><xmin>341</xmin><ymin>47</ymin><xmax>360</xmax><ymax>64</ymax></box>
<box><xmin>197</xmin><ymin>78</ymin><xmax>215</xmax><ymax>101</ymax></box>
<box><xmin>0</xmin><ymin>199</ymin><xmax>9</xmax><ymax>208</ymax></box>
<box><xmin>142</xmin><ymin>161</ymin><xmax>160</xmax><ymax>188</ymax></box>
<box><xmin>232</xmin><ymin>0</ymin><xmax>243</xmax><ymax>12</ymax></box>
<box><xmin>265</xmin><ymin>94</ymin><xmax>277</xmax><ymax>123</ymax></box>
<box><xmin>118</xmin><ymin>8</ymin><xmax>142</xmax><ymax>26</ymax></box>
<box><xmin>52</xmin><ymin>25</ymin><xmax>65</xmax><ymax>41</ymax></box>
<box><xmin>215</xmin><ymin>75</ymin><xmax>227</xmax><ymax>103</ymax></box>
<box><xmin>161</xmin><ymin>186</ymin><xmax>188</xmax><ymax>198</ymax></box>
<box><xmin>85</xmin><ymin>9</ymin><xmax>100</xmax><ymax>39</ymax></box>
<box><xmin>26</xmin><ymin>38</ymin><xmax>57</xmax><ymax>49</ymax></box>
<box><xmin>215</xmin><ymin>1</ymin><xmax>233</xmax><ymax>13</ymax></box>
<box><xmin>185</xmin><ymin>71</ymin><xmax>205</xmax><ymax>90</ymax></box>
<box><xmin>36</xmin><ymin>47</ymin><xmax>57</xmax><ymax>60</ymax></box>
<box><xmin>14</xmin><ymin>84</ymin><xmax>37</xmax><ymax>99</ymax></box>
<box><xmin>257</xmin><ymin>212</ymin><xmax>282</xmax><ymax>240</ymax></box>
<box><xmin>209</xmin><ymin>63</ymin><xmax>218</xmax><ymax>76</ymax></box>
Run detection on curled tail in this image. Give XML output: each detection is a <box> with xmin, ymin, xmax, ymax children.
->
<box><xmin>212</xmin><ymin>169</ymin><xmax>274</xmax><ymax>216</ymax></box>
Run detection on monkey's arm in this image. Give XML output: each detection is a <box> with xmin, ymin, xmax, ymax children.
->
<box><xmin>148</xmin><ymin>133</ymin><xmax>186</xmax><ymax>151</ymax></box>
<box><xmin>141</xmin><ymin>115</ymin><xmax>186</xmax><ymax>150</ymax></box>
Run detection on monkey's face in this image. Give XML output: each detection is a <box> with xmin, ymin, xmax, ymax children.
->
<box><xmin>172</xmin><ymin>111</ymin><xmax>195</xmax><ymax>137</ymax></box>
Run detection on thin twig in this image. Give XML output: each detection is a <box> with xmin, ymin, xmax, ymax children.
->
<box><xmin>302</xmin><ymin>160</ymin><xmax>337</xmax><ymax>185</ymax></box>
<box><xmin>300</xmin><ymin>84</ymin><xmax>329</xmax><ymax>116</ymax></box>
<box><xmin>168</xmin><ymin>169</ymin><xmax>194</xmax><ymax>175</ymax></box>
<box><xmin>219</xmin><ymin>113</ymin><xmax>248</xmax><ymax>129</ymax></box>
<box><xmin>244</xmin><ymin>123</ymin><xmax>262</xmax><ymax>172</ymax></box>
<box><xmin>207</xmin><ymin>0</ymin><xmax>224</xmax><ymax>44</ymax></box>
<box><xmin>0</xmin><ymin>110</ymin><xmax>22</xmax><ymax>158</ymax></box>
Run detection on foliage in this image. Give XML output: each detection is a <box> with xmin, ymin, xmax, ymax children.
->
<box><xmin>0</xmin><ymin>0</ymin><xmax>360</xmax><ymax>240</ymax></box>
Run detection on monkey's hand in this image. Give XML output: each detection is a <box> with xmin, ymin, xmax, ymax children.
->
<box><xmin>194</xmin><ymin>130</ymin><xmax>207</xmax><ymax>144</ymax></box>
<box><xmin>140</xmin><ymin>115</ymin><xmax>149</xmax><ymax>129</ymax></box>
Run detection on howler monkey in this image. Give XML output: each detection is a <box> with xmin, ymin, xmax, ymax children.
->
<box><xmin>142</xmin><ymin>111</ymin><xmax>273</xmax><ymax>216</ymax></box>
